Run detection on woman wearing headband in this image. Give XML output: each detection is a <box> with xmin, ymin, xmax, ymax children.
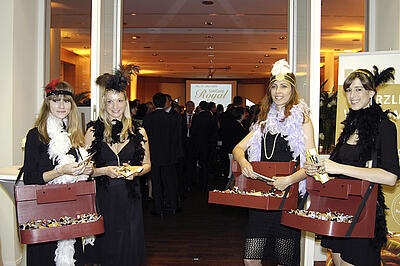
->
<box><xmin>233</xmin><ymin>59</ymin><xmax>316</xmax><ymax>266</ymax></box>
<box><xmin>23</xmin><ymin>80</ymin><xmax>93</xmax><ymax>265</ymax></box>
<box><xmin>83</xmin><ymin>67</ymin><xmax>150</xmax><ymax>266</ymax></box>
<box><xmin>305</xmin><ymin>67</ymin><xmax>400</xmax><ymax>265</ymax></box>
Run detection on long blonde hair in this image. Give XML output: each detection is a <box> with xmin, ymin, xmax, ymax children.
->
<box><xmin>35</xmin><ymin>81</ymin><xmax>85</xmax><ymax>148</ymax></box>
<box><xmin>99</xmin><ymin>89</ymin><xmax>134</xmax><ymax>143</ymax></box>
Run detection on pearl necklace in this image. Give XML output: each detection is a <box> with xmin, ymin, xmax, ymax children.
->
<box><xmin>263</xmin><ymin>132</ymin><xmax>280</xmax><ymax>160</ymax></box>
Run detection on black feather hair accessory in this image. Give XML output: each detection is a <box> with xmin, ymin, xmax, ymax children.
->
<box><xmin>372</xmin><ymin>65</ymin><xmax>395</xmax><ymax>89</ymax></box>
<box><xmin>95</xmin><ymin>65</ymin><xmax>132</xmax><ymax>92</ymax></box>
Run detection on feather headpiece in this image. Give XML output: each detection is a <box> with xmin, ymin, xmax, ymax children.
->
<box><xmin>270</xmin><ymin>59</ymin><xmax>296</xmax><ymax>87</ymax></box>
<box><xmin>96</xmin><ymin>65</ymin><xmax>131</xmax><ymax>92</ymax></box>
<box><xmin>355</xmin><ymin>66</ymin><xmax>395</xmax><ymax>90</ymax></box>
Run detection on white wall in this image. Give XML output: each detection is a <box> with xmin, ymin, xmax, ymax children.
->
<box><xmin>0</xmin><ymin>0</ymin><xmax>42</xmax><ymax>167</ymax></box>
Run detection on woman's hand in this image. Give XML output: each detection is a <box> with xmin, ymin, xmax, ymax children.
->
<box><xmin>122</xmin><ymin>163</ymin><xmax>140</xmax><ymax>180</ymax></box>
<box><xmin>82</xmin><ymin>162</ymin><xmax>94</xmax><ymax>176</ymax></box>
<box><xmin>321</xmin><ymin>159</ymin><xmax>341</xmax><ymax>175</ymax></box>
<box><xmin>105</xmin><ymin>166</ymin><xmax>123</xmax><ymax>178</ymax></box>
<box><xmin>59</xmin><ymin>163</ymin><xmax>86</xmax><ymax>176</ymax></box>
<box><xmin>270</xmin><ymin>176</ymin><xmax>291</xmax><ymax>191</ymax></box>
<box><xmin>239</xmin><ymin>159</ymin><xmax>257</xmax><ymax>179</ymax></box>
<box><xmin>304</xmin><ymin>161</ymin><xmax>322</xmax><ymax>176</ymax></box>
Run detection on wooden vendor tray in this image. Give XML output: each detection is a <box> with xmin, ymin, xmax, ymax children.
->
<box><xmin>209</xmin><ymin>161</ymin><xmax>298</xmax><ymax>210</ymax></box>
<box><xmin>281</xmin><ymin>176</ymin><xmax>377</xmax><ymax>238</ymax></box>
<box><xmin>15</xmin><ymin>180</ymin><xmax>104</xmax><ymax>244</ymax></box>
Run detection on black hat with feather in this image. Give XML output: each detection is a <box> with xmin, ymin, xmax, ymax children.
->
<box><xmin>95</xmin><ymin>65</ymin><xmax>131</xmax><ymax>92</ymax></box>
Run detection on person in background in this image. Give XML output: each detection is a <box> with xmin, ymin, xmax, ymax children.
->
<box><xmin>23</xmin><ymin>80</ymin><xmax>93</xmax><ymax>266</ymax></box>
<box><xmin>129</xmin><ymin>99</ymin><xmax>140</xmax><ymax>117</ymax></box>
<box><xmin>182</xmin><ymin>101</ymin><xmax>196</xmax><ymax>193</ymax></box>
<box><xmin>144</xmin><ymin>93</ymin><xmax>180</xmax><ymax>216</ymax></box>
<box><xmin>191</xmin><ymin>101</ymin><xmax>218</xmax><ymax>191</ymax></box>
<box><xmin>146</xmin><ymin>101</ymin><xmax>156</xmax><ymax>114</ymax></box>
<box><xmin>233</xmin><ymin>59</ymin><xmax>315</xmax><ymax>266</ymax></box>
<box><xmin>84</xmin><ymin>67</ymin><xmax>150</xmax><ymax>265</ymax></box>
<box><xmin>304</xmin><ymin>66</ymin><xmax>400</xmax><ymax>266</ymax></box>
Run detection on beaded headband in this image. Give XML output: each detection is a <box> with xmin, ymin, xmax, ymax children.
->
<box><xmin>270</xmin><ymin>73</ymin><xmax>296</xmax><ymax>87</ymax></box>
<box><xmin>270</xmin><ymin>59</ymin><xmax>296</xmax><ymax>87</ymax></box>
<box><xmin>45</xmin><ymin>79</ymin><xmax>73</xmax><ymax>97</ymax></box>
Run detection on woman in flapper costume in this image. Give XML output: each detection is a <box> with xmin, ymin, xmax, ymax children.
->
<box><xmin>305</xmin><ymin>67</ymin><xmax>400</xmax><ymax>266</ymax></box>
<box><xmin>83</xmin><ymin>67</ymin><xmax>150</xmax><ymax>266</ymax></box>
<box><xmin>23</xmin><ymin>80</ymin><xmax>93</xmax><ymax>266</ymax></box>
<box><xmin>233</xmin><ymin>59</ymin><xmax>316</xmax><ymax>266</ymax></box>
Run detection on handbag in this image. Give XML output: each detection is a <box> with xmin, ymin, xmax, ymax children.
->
<box><xmin>14</xmin><ymin>168</ymin><xmax>104</xmax><ymax>244</ymax></box>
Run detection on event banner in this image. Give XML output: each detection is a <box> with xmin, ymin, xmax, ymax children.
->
<box><xmin>337</xmin><ymin>51</ymin><xmax>400</xmax><ymax>232</ymax></box>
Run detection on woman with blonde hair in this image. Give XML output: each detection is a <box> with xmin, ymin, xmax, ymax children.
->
<box><xmin>23</xmin><ymin>79</ymin><xmax>93</xmax><ymax>265</ymax></box>
<box><xmin>233</xmin><ymin>59</ymin><xmax>316</xmax><ymax>266</ymax></box>
<box><xmin>83</xmin><ymin>67</ymin><xmax>150</xmax><ymax>265</ymax></box>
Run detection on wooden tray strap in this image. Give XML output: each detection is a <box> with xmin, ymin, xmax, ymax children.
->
<box><xmin>278</xmin><ymin>159</ymin><xmax>300</xmax><ymax>211</ymax></box>
<box><xmin>345</xmin><ymin>182</ymin><xmax>375</xmax><ymax>237</ymax></box>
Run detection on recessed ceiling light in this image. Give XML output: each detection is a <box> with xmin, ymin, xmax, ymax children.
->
<box><xmin>152</xmin><ymin>53</ymin><xmax>159</xmax><ymax>56</ymax></box>
<box><xmin>255</xmin><ymin>65</ymin><xmax>259</xmax><ymax>68</ymax></box>
<box><xmin>204</xmin><ymin>21</ymin><xmax>213</xmax><ymax>26</ymax></box>
<box><xmin>207</xmin><ymin>46</ymin><xmax>214</xmax><ymax>50</ymax></box>
<box><xmin>209</xmin><ymin>13</ymin><xmax>217</xmax><ymax>16</ymax></box>
<box><xmin>259</xmin><ymin>60</ymin><xmax>264</xmax><ymax>63</ymax></box>
<box><xmin>270</xmin><ymin>47</ymin><xmax>277</xmax><ymax>50</ymax></box>
<box><xmin>202</xmin><ymin>0</ymin><xmax>214</xmax><ymax>5</ymax></box>
<box><xmin>63</xmin><ymin>36</ymin><xmax>71</xmax><ymax>39</ymax></box>
<box><xmin>279</xmin><ymin>36</ymin><xmax>287</xmax><ymax>40</ymax></box>
<box><xmin>131</xmin><ymin>13</ymin><xmax>137</xmax><ymax>16</ymax></box>
<box><xmin>84</xmin><ymin>46</ymin><xmax>90</xmax><ymax>49</ymax></box>
<box><xmin>144</xmin><ymin>46</ymin><xmax>151</xmax><ymax>48</ymax></box>
<box><xmin>352</xmin><ymin>39</ymin><xmax>360</xmax><ymax>42</ymax></box>
<box><xmin>334</xmin><ymin>48</ymin><xmax>341</xmax><ymax>51</ymax></box>
<box><xmin>206</xmin><ymin>35</ymin><xmax>214</xmax><ymax>39</ymax></box>
<box><xmin>131</xmin><ymin>36</ymin><xmax>140</xmax><ymax>39</ymax></box>
<box><xmin>264</xmin><ymin>54</ymin><xmax>270</xmax><ymax>57</ymax></box>
<box><xmin>159</xmin><ymin>59</ymin><xmax>164</xmax><ymax>62</ymax></box>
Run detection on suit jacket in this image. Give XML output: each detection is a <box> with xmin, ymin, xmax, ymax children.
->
<box><xmin>143</xmin><ymin>109</ymin><xmax>178</xmax><ymax>166</ymax></box>
<box><xmin>221</xmin><ymin>119</ymin><xmax>247</xmax><ymax>153</ymax></box>
<box><xmin>190</xmin><ymin>111</ymin><xmax>218</xmax><ymax>154</ymax></box>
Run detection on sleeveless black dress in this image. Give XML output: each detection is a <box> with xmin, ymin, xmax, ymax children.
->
<box><xmin>244</xmin><ymin>132</ymin><xmax>300</xmax><ymax>266</ymax></box>
<box><xmin>83</xmin><ymin>121</ymin><xmax>146</xmax><ymax>266</ymax></box>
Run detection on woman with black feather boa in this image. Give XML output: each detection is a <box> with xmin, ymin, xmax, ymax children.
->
<box><xmin>305</xmin><ymin>67</ymin><xmax>400</xmax><ymax>266</ymax></box>
<box><xmin>83</xmin><ymin>67</ymin><xmax>151</xmax><ymax>265</ymax></box>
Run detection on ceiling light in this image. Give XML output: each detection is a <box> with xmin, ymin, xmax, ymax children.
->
<box><xmin>63</xmin><ymin>36</ymin><xmax>71</xmax><ymax>39</ymax></box>
<box><xmin>258</xmin><ymin>60</ymin><xmax>264</xmax><ymax>63</ymax></box>
<box><xmin>202</xmin><ymin>1</ymin><xmax>214</xmax><ymax>5</ymax></box>
<box><xmin>270</xmin><ymin>47</ymin><xmax>277</xmax><ymax>50</ymax></box>
<box><xmin>207</xmin><ymin>46</ymin><xmax>214</xmax><ymax>50</ymax></box>
<box><xmin>131</xmin><ymin>13</ymin><xmax>137</xmax><ymax>16</ymax></box>
<box><xmin>152</xmin><ymin>53</ymin><xmax>159</xmax><ymax>56</ymax></box>
<box><xmin>209</xmin><ymin>13</ymin><xmax>217</xmax><ymax>16</ymax></box>
<box><xmin>255</xmin><ymin>65</ymin><xmax>259</xmax><ymax>68</ymax></box>
<box><xmin>334</xmin><ymin>48</ymin><xmax>341</xmax><ymax>51</ymax></box>
<box><xmin>206</xmin><ymin>35</ymin><xmax>214</xmax><ymax>39</ymax></box>
<box><xmin>279</xmin><ymin>36</ymin><xmax>287</xmax><ymax>40</ymax></box>
<box><xmin>84</xmin><ymin>46</ymin><xmax>90</xmax><ymax>49</ymax></box>
<box><xmin>131</xmin><ymin>36</ymin><xmax>140</xmax><ymax>39</ymax></box>
<box><xmin>159</xmin><ymin>59</ymin><xmax>164</xmax><ymax>62</ymax></box>
<box><xmin>204</xmin><ymin>21</ymin><xmax>213</xmax><ymax>26</ymax></box>
<box><xmin>352</xmin><ymin>39</ymin><xmax>360</xmax><ymax>42</ymax></box>
<box><xmin>264</xmin><ymin>54</ymin><xmax>270</xmax><ymax>57</ymax></box>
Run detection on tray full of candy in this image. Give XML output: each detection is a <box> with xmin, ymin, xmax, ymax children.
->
<box><xmin>280</xmin><ymin>176</ymin><xmax>377</xmax><ymax>238</ymax></box>
<box><xmin>15</xmin><ymin>180</ymin><xmax>104</xmax><ymax>244</ymax></box>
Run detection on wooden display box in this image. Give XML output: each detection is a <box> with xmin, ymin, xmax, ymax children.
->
<box><xmin>15</xmin><ymin>180</ymin><xmax>104</xmax><ymax>244</ymax></box>
<box><xmin>209</xmin><ymin>161</ymin><xmax>298</xmax><ymax>210</ymax></box>
<box><xmin>281</xmin><ymin>176</ymin><xmax>377</xmax><ymax>238</ymax></box>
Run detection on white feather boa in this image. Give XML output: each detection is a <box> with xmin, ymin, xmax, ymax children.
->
<box><xmin>46</xmin><ymin>114</ymin><xmax>90</xmax><ymax>266</ymax></box>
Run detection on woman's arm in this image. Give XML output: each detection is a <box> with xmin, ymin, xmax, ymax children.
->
<box><xmin>272</xmin><ymin>116</ymin><xmax>316</xmax><ymax>190</ymax></box>
<box><xmin>124</xmin><ymin>127</ymin><xmax>151</xmax><ymax>180</ymax></box>
<box><xmin>232</xmin><ymin>130</ymin><xmax>256</xmax><ymax>178</ymax></box>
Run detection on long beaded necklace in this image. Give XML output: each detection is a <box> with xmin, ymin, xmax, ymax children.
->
<box><xmin>263</xmin><ymin>132</ymin><xmax>280</xmax><ymax>160</ymax></box>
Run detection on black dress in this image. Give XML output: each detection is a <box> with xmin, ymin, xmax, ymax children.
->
<box><xmin>321</xmin><ymin>119</ymin><xmax>400</xmax><ymax>265</ymax></box>
<box><xmin>244</xmin><ymin>132</ymin><xmax>300</xmax><ymax>266</ymax></box>
<box><xmin>23</xmin><ymin>128</ymin><xmax>84</xmax><ymax>266</ymax></box>
<box><xmin>83</xmin><ymin>121</ymin><xmax>146</xmax><ymax>266</ymax></box>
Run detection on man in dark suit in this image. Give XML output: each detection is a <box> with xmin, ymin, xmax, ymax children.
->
<box><xmin>143</xmin><ymin>93</ymin><xmax>179</xmax><ymax>216</ymax></box>
<box><xmin>190</xmin><ymin>101</ymin><xmax>218</xmax><ymax>191</ymax></box>
<box><xmin>182</xmin><ymin>101</ymin><xmax>195</xmax><ymax>192</ymax></box>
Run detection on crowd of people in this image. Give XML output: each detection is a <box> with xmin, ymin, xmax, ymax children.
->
<box><xmin>21</xmin><ymin>59</ymin><xmax>399</xmax><ymax>266</ymax></box>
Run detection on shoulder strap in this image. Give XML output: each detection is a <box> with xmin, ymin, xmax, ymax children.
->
<box><xmin>15</xmin><ymin>166</ymin><xmax>24</xmax><ymax>185</ymax></box>
<box><xmin>278</xmin><ymin>159</ymin><xmax>300</xmax><ymax>211</ymax></box>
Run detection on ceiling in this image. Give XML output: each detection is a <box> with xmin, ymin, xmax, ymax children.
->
<box><xmin>52</xmin><ymin>0</ymin><xmax>364</xmax><ymax>79</ymax></box>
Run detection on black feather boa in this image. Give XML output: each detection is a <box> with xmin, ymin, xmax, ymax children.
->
<box><xmin>330</xmin><ymin>103</ymin><xmax>389</xmax><ymax>249</ymax></box>
<box><xmin>87</xmin><ymin>119</ymin><xmax>145</xmax><ymax>198</ymax></box>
